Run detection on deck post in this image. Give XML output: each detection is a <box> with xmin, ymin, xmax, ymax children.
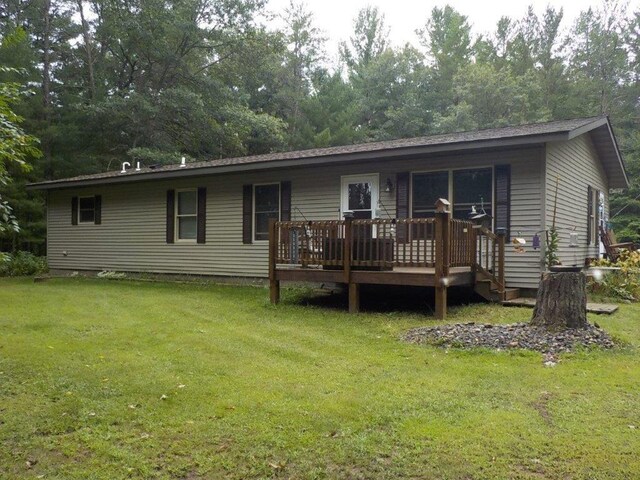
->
<box><xmin>434</xmin><ymin>199</ymin><xmax>451</xmax><ymax>319</ymax></box>
<box><xmin>343</xmin><ymin>214</ymin><xmax>353</xmax><ymax>284</ymax></box>
<box><xmin>470</xmin><ymin>225</ymin><xmax>478</xmax><ymax>279</ymax></box>
<box><xmin>342</xmin><ymin>215</ymin><xmax>359</xmax><ymax>312</ymax></box>
<box><xmin>349</xmin><ymin>282</ymin><xmax>360</xmax><ymax>313</ymax></box>
<box><xmin>268</xmin><ymin>219</ymin><xmax>280</xmax><ymax>304</ymax></box>
<box><xmin>497</xmin><ymin>230</ymin><xmax>506</xmax><ymax>299</ymax></box>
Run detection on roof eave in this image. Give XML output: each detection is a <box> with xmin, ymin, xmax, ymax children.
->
<box><xmin>602</xmin><ymin>119</ymin><xmax>629</xmax><ymax>188</ymax></box>
<box><xmin>577</xmin><ymin>117</ymin><xmax>629</xmax><ymax>189</ymax></box>
<box><xmin>26</xmin><ymin>133</ymin><xmax>563</xmax><ymax>191</ymax></box>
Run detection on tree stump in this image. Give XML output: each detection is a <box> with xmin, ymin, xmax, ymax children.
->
<box><xmin>531</xmin><ymin>272</ymin><xmax>588</xmax><ymax>330</ymax></box>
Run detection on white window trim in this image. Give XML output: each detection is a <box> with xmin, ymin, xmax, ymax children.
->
<box><xmin>253</xmin><ymin>183</ymin><xmax>280</xmax><ymax>243</ymax></box>
<box><xmin>410</xmin><ymin>166</ymin><xmax>495</xmax><ymax>229</ymax></box>
<box><xmin>174</xmin><ymin>188</ymin><xmax>198</xmax><ymax>243</ymax></box>
<box><xmin>78</xmin><ymin>195</ymin><xmax>96</xmax><ymax>225</ymax></box>
<box><xmin>340</xmin><ymin>173</ymin><xmax>379</xmax><ymax>219</ymax></box>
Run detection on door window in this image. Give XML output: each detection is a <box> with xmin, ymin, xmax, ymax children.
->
<box><xmin>341</xmin><ymin>175</ymin><xmax>378</xmax><ymax>219</ymax></box>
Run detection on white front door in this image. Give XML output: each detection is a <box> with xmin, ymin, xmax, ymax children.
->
<box><xmin>341</xmin><ymin>174</ymin><xmax>379</xmax><ymax>219</ymax></box>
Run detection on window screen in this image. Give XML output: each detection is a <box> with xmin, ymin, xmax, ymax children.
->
<box><xmin>412</xmin><ymin>172</ymin><xmax>449</xmax><ymax>218</ymax></box>
<box><xmin>254</xmin><ymin>184</ymin><xmax>280</xmax><ymax>241</ymax></box>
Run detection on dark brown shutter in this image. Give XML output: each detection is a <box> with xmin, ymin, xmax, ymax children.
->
<box><xmin>280</xmin><ymin>181</ymin><xmax>291</xmax><ymax>221</ymax></box>
<box><xmin>166</xmin><ymin>189</ymin><xmax>175</xmax><ymax>244</ymax></box>
<box><xmin>587</xmin><ymin>185</ymin><xmax>593</xmax><ymax>245</ymax></box>
<box><xmin>494</xmin><ymin>165</ymin><xmax>511</xmax><ymax>240</ymax></box>
<box><xmin>94</xmin><ymin>195</ymin><xmax>102</xmax><ymax>225</ymax></box>
<box><xmin>396</xmin><ymin>172</ymin><xmax>410</xmax><ymax>243</ymax></box>
<box><xmin>595</xmin><ymin>189</ymin><xmax>601</xmax><ymax>244</ymax></box>
<box><xmin>242</xmin><ymin>184</ymin><xmax>253</xmax><ymax>244</ymax></box>
<box><xmin>71</xmin><ymin>196</ymin><xmax>78</xmax><ymax>225</ymax></box>
<box><xmin>197</xmin><ymin>187</ymin><xmax>206</xmax><ymax>244</ymax></box>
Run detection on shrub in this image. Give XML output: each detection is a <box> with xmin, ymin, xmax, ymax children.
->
<box><xmin>589</xmin><ymin>250</ymin><xmax>640</xmax><ymax>301</ymax></box>
<box><xmin>0</xmin><ymin>251</ymin><xmax>49</xmax><ymax>277</ymax></box>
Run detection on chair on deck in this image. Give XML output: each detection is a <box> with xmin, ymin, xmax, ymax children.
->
<box><xmin>600</xmin><ymin>225</ymin><xmax>637</xmax><ymax>262</ymax></box>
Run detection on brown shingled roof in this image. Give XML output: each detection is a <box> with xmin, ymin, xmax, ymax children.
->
<box><xmin>28</xmin><ymin>116</ymin><xmax>628</xmax><ymax>189</ymax></box>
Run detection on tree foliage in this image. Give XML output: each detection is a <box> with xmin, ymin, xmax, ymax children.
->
<box><xmin>0</xmin><ymin>67</ymin><xmax>41</xmax><ymax>235</ymax></box>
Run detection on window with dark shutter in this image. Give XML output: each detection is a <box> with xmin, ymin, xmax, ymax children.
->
<box><xmin>395</xmin><ymin>172</ymin><xmax>409</xmax><ymax>243</ymax></box>
<box><xmin>166</xmin><ymin>190</ymin><xmax>175</xmax><ymax>244</ymax></box>
<box><xmin>595</xmin><ymin>189</ymin><xmax>601</xmax><ymax>244</ymax></box>
<box><xmin>175</xmin><ymin>190</ymin><xmax>198</xmax><ymax>241</ymax></box>
<box><xmin>242</xmin><ymin>185</ymin><xmax>253</xmax><ymax>244</ymax></box>
<box><xmin>78</xmin><ymin>196</ymin><xmax>96</xmax><ymax>223</ymax></box>
<box><xmin>72</xmin><ymin>195</ymin><xmax>101</xmax><ymax>225</ymax></box>
<box><xmin>494</xmin><ymin>165</ymin><xmax>511</xmax><ymax>240</ymax></box>
<box><xmin>254</xmin><ymin>184</ymin><xmax>280</xmax><ymax>241</ymax></box>
<box><xmin>197</xmin><ymin>187</ymin><xmax>206</xmax><ymax>244</ymax></box>
<box><xmin>587</xmin><ymin>185</ymin><xmax>593</xmax><ymax>245</ymax></box>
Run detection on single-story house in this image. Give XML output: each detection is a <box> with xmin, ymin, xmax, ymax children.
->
<box><xmin>28</xmin><ymin>116</ymin><xmax>628</xmax><ymax>312</ymax></box>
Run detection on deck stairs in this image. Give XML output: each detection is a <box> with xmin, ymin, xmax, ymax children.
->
<box><xmin>474</xmin><ymin>273</ymin><xmax>520</xmax><ymax>303</ymax></box>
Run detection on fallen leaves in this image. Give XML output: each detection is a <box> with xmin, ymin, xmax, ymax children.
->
<box><xmin>269</xmin><ymin>460</ymin><xmax>287</xmax><ymax>471</ymax></box>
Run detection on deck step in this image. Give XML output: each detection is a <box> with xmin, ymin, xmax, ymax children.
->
<box><xmin>474</xmin><ymin>280</ymin><xmax>493</xmax><ymax>300</ymax></box>
<box><xmin>474</xmin><ymin>283</ymin><xmax>519</xmax><ymax>303</ymax></box>
<box><xmin>503</xmin><ymin>288</ymin><xmax>520</xmax><ymax>301</ymax></box>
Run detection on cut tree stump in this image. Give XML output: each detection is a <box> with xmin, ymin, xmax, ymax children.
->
<box><xmin>531</xmin><ymin>272</ymin><xmax>588</xmax><ymax>330</ymax></box>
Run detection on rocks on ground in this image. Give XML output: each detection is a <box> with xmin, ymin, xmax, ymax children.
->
<box><xmin>403</xmin><ymin>322</ymin><xmax>614</xmax><ymax>354</ymax></box>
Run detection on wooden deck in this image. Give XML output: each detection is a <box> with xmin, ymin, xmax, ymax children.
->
<box><xmin>268</xmin><ymin>209</ymin><xmax>506</xmax><ymax>318</ymax></box>
<box><xmin>275</xmin><ymin>265</ymin><xmax>473</xmax><ymax>287</ymax></box>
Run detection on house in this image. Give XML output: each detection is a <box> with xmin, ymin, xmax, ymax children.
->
<box><xmin>28</xmin><ymin>116</ymin><xmax>628</xmax><ymax>316</ymax></box>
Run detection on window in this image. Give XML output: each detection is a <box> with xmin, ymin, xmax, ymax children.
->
<box><xmin>412</xmin><ymin>171</ymin><xmax>449</xmax><ymax>218</ymax></box>
<box><xmin>452</xmin><ymin>169</ymin><xmax>492</xmax><ymax>220</ymax></box>
<box><xmin>175</xmin><ymin>189</ymin><xmax>198</xmax><ymax>241</ymax></box>
<box><xmin>78</xmin><ymin>196</ymin><xmax>96</xmax><ymax>223</ymax></box>
<box><xmin>72</xmin><ymin>195</ymin><xmax>101</xmax><ymax>225</ymax></box>
<box><xmin>254</xmin><ymin>184</ymin><xmax>280</xmax><ymax>241</ymax></box>
<box><xmin>341</xmin><ymin>174</ymin><xmax>378</xmax><ymax>219</ymax></box>
<box><xmin>587</xmin><ymin>186</ymin><xmax>602</xmax><ymax>246</ymax></box>
<box><xmin>411</xmin><ymin>168</ymin><xmax>495</xmax><ymax>222</ymax></box>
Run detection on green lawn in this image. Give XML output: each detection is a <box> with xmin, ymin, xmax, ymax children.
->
<box><xmin>1</xmin><ymin>278</ymin><xmax>639</xmax><ymax>479</ymax></box>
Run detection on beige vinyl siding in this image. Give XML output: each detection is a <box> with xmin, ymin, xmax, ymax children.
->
<box><xmin>47</xmin><ymin>146</ymin><xmax>544</xmax><ymax>288</ymax></box>
<box><xmin>545</xmin><ymin>134</ymin><xmax>609</xmax><ymax>267</ymax></box>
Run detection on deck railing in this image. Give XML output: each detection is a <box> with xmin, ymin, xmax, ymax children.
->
<box><xmin>274</xmin><ymin>218</ymin><xmax>445</xmax><ymax>269</ymax></box>
<box><xmin>476</xmin><ymin>226</ymin><xmax>505</xmax><ymax>291</ymax></box>
<box><xmin>271</xmin><ymin>216</ymin><xmax>484</xmax><ymax>271</ymax></box>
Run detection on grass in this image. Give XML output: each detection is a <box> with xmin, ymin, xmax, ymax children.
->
<box><xmin>1</xmin><ymin>277</ymin><xmax>639</xmax><ymax>479</ymax></box>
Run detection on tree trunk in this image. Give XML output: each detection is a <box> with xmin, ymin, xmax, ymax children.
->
<box><xmin>531</xmin><ymin>272</ymin><xmax>588</xmax><ymax>330</ymax></box>
<box><xmin>77</xmin><ymin>0</ymin><xmax>96</xmax><ymax>101</ymax></box>
<box><xmin>42</xmin><ymin>0</ymin><xmax>53</xmax><ymax>179</ymax></box>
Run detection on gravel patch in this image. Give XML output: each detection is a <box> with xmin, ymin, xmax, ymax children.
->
<box><xmin>403</xmin><ymin>322</ymin><xmax>614</xmax><ymax>355</ymax></box>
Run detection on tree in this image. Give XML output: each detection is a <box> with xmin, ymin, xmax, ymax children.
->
<box><xmin>340</xmin><ymin>5</ymin><xmax>389</xmax><ymax>79</ymax></box>
<box><xmin>274</xmin><ymin>0</ymin><xmax>326</xmax><ymax>147</ymax></box>
<box><xmin>351</xmin><ymin>46</ymin><xmax>428</xmax><ymax>140</ymax></box>
<box><xmin>298</xmin><ymin>69</ymin><xmax>362</xmax><ymax>148</ymax></box>
<box><xmin>567</xmin><ymin>1</ymin><xmax>630</xmax><ymax>116</ymax></box>
<box><xmin>0</xmin><ymin>70</ymin><xmax>41</xmax><ymax>235</ymax></box>
<box><xmin>433</xmin><ymin>62</ymin><xmax>547</xmax><ymax>133</ymax></box>
<box><xmin>417</xmin><ymin>5</ymin><xmax>472</xmax><ymax>116</ymax></box>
